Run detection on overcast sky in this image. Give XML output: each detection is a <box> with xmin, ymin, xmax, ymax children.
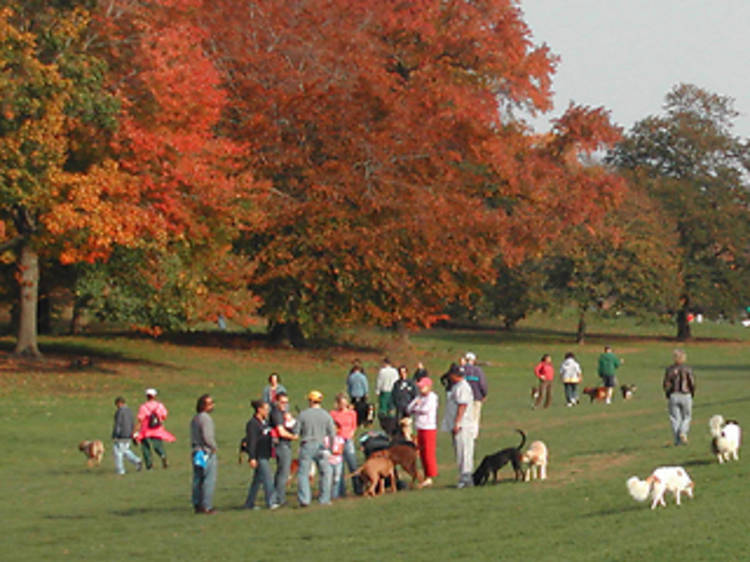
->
<box><xmin>521</xmin><ymin>0</ymin><xmax>750</xmax><ymax>139</ymax></box>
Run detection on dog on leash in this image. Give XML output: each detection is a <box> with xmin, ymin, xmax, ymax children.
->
<box><xmin>582</xmin><ymin>386</ymin><xmax>608</xmax><ymax>403</ymax></box>
<box><xmin>709</xmin><ymin>415</ymin><xmax>741</xmax><ymax>463</ymax></box>
<box><xmin>626</xmin><ymin>466</ymin><xmax>694</xmax><ymax>509</ymax></box>
<box><xmin>620</xmin><ymin>384</ymin><xmax>637</xmax><ymax>400</ymax></box>
<box><xmin>79</xmin><ymin>440</ymin><xmax>104</xmax><ymax>467</ymax></box>
<box><xmin>519</xmin><ymin>440</ymin><xmax>548</xmax><ymax>481</ymax></box>
<box><xmin>350</xmin><ymin>456</ymin><xmax>396</xmax><ymax>496</ymax></box>
<box><xmin>472</xmin><ymin>429</ymin><xmax>526</xmax><ymax>486</ymax></box>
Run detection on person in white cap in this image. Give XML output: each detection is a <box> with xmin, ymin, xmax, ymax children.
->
<box><xmin>463</xmin><ymin>352</ymin><xmax>488</xmax><ymax>433</ymax></box>
<box><xmin>135</xmin><ymin>388</ymin><xmax>175</xmax><ymax>469</ymax></box>
<box><xmin>296</xmin><ymin>390</ymin><xmax>336</xmax><ymax>506</ymax></box>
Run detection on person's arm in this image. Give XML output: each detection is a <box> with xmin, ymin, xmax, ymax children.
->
<box><xmin>479</xmin><ymin>371</ymin><xmax>488</xmax><ymax>399</ymax></box>
<box><xmin>246</xmin><ymin>420</ymin><xmax>259</xmax><ymax>465</ymax></box>
<box><xmin>201</xmin><ymin>415</ymin><xmax>217</xmax><ymax>454</ymax></box>
<box><xmin>453</xmin><ymin>403</ymin><xmax>467</xmax><ymax>434</ymax></box>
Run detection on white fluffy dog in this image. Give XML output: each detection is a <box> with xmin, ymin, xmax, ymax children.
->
<box><xmin>626</xmin><ymin>466</ymin><xmax>694</xmax><ymax>509</ymax></box>
<box><xmin>709</xmin><ymin>414</ymin><xmax>741</xmax><ymax>463</ymax></box>
<box><xmin>519</xmin><ymin>440</ymin><xmax>548</xmax><ymax>481</ymax></box>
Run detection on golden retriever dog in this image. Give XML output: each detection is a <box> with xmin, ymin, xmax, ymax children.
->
<box><xmin>79</xmin><ymin>440</ymin><xmax>104</xmax><ymax>467</ymax></box>
<box><xmin>627</xmin><ymin>466</ymin><xmax>694</xmax><ymax>509</ymax></box>
<box><xmin>350</xmin><ymin>456</ymin><xmax>396</xmax><ymax>496</ymax></box>
<box><xmin>519</xmin><ymin>440</ymin><xmax>548</xmax><ymax>481</ymax></box>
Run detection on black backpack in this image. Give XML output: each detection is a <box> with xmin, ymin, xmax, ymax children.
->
<box><xmin>148</xmin><ymin>411</ymin><xmax>161</xmax><ymax>429</ymax></box>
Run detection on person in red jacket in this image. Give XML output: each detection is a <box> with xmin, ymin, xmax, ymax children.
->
<box><xmin>533</xmin><ymin>354</ymin><xmax>554</xmax><ymax>409</ymax></box>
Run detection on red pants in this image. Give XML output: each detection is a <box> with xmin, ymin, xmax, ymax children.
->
<box><xmin>417</xmin><ymin>428</ymin><xmax>438</xmax><ymax>478</ymax></box>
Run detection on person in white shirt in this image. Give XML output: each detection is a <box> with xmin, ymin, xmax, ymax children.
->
<box><xmin>375</xmin><ymin>357</ymin><xmax>399</xmax><ymax>416</ymax></box>
<box><xmin>441</xmin><ymin>363</ymin><xmax>477</xmax><ymax>488</ymax></box>
<box><xmin>407</xmin><ymin>377</ymin><xmax>439</xmax><ymax>486</ymax></box>
<box><xmin>559</xmin><ymin>352</ymin><xmax>583</xmax><ymax>406</ymax></box>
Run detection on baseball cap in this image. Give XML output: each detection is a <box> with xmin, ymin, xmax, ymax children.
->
<box><xmin>417</xmin><ymin>377</ymin><xmax>433</xmax><ymax>390</ymax></box>
<box><xmin>307</xmin><ymin>390</ymin><xmax>323</xmax><ymax>402</ymax></box>
<box><xmin>145</xmin><ymin>388</ymin><xmax>158</xmax><ymax>397</ymax></box>
<box><xmin>465</xmin><ymin>352</ymin><xmax>476</xmax><ymax>361</ymax></box>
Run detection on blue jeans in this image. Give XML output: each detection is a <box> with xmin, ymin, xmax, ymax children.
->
<box><xmin>564</xmin><ymin>383</ymin><xmax>579</xmax><ymax>404</ymax></box>
<box><xmin>192</xmin><ymin>453</ymin><xmax>217</xmax><ymax>511</ymax></box>
<box><xmin>274</xmin><ymin>443</ymin><xmax>292</xmax><ymax>505</ymax></box>
<box><xmin>297</xmin><ymin>442</ymin><xmax>332</xmax><ymax>506</ymax></box>
<box><xmin>668</xmin><ymin>393</ymin><xmax>693</xmax><ymax>445</ymax></box>
<box><xmin>245</xmin><ymin>458</ymin><xmax>275</xmax><ymax>508</ymax></box>
<box><xmin>334</xmin><ymin>439</ymin><xmax>358</xmax><ymax>498</ymax></box>
<box><xmin>113</xmin><ymin>439</ymin><xmax>141</xmax><ymax>474</ymax></box>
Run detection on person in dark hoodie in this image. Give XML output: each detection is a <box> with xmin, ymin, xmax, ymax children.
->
<box><xmin>244</xmin><ymin>400</ymin><xmax>279</xmax><ymax>510</ymax></box>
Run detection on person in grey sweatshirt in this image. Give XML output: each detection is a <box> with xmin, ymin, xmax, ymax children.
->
<box><xmin>190</xmin><ymin>394</ymin><xmax>217</xmax><ymax>514</ymax></box>
<box><xmin>112</xmin><ymin>396</ymin><xmax>142</xmax><ymax>474</ymax></box>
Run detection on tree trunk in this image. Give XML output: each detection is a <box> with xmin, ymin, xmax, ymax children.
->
<box><xmin>575</xmin><ymin>309</ymin><xmax>586</xmax><ymax>344</ymax></box>
<box><xmin>268</xmin><ymin>320</ymin><xmax>305</xmax><ymax>348</ymax></box>
<box><xmin>676</xmin><ymin>295</ymin><xmax>691</xmax><ymax>341</ymax></box>
<box><xmin>14</xmin><ymin>242</ymin><xmax>41</xmax><ymax>357</ymax></box>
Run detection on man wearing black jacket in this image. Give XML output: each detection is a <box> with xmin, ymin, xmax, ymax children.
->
<box><xmin>112</xmin><ymin>396</ymin><xmax>142</xmax><ymax>475</ymax></box>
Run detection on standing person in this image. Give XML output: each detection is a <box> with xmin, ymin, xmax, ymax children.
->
<box><xmin>269</xmin><ymin>392</ymin><xmax>298</xmax><ymax>506</ymax></box>
<box><xmin>346</xmin><ymin>361</ymin><xmax>369</xmax><ymax>426</ymax></box>
<box><xmin>391</xmin><ymin>365</ymin><xmax>417</xmax><ymax>421</ymax></box>
<box><xmin>329</xmin><ymin>394</ymin><xmax>358</xmax><ymax>498</ymax></box>
<box><xmin>597</xmin><ymin>345</ymin><xmax>623</xmax><ymax>404</ymax></box>
<box><xmin>190</xmin><ymin>394</ymin><xmax>217</xmax><ymax>514</ymax></box>
<box><xmin>262</xmin><ymin>373</ymin><xmax>287</xmax><ymax>405</ymax></box>
<box><xmin>663</xmin><ymin>349</ymin><xmax>696</xmax><ymax>446</ymax></box>
<box><xmin>244</xmin><ymin>401</ymin><xmax>278</xmax><ymax>510</ymax></box>
<box><xmin>112</xmin><ymin>396</ymin><xmax>142</xmax><ymax>474</ymax></box>
<box><xmin>464</xmin><ymin>352</ymin><xmax>488</xmax><ymax>432</ymax></box>
<box><xmin>375</xmin><ymin>358</ymin><xmax>399</xmax><ymax>416</ymax></box>
<box><xmin>407</xmin><ymin>377</ymin><xmax>439</xmax><ymax>487</ymax></box>
<box><xmin>533</xmin><ymin>354</ymin><xmax>554</xmax><ymax>409</ymax></box>
<box><xmin>559</xmin><ymin>352</ymin><xmax>583</xmax><ymax>406</ymax></box>
<box><xmin>440</xmin><ymin>363</ymin><xmax>477</xmax><ymax>488</ymax></box>
<box><xmin>296</xmin><ymin>390</ymin><xmax>336</xmax><ymax>507</ymax></box>
<box><xmin>135</xmin><ymin>388</ymin><xmax>175</xmax><ymax>469</ymax></box>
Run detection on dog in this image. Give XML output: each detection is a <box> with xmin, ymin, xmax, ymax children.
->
<box><xmin>582</xmin><ymin>386</ymin><xmax>607</xmax><ymax>403</ymax></box>
<box><xmin>620</xmin><ymin>384</ymin><xmax>637</xmax><ymax>400</ymax></box>
<box><xmin>626</xmin><ymin>466</ymin><xmax>694</xmax><ymax>509</ymax></box>
<box><xmin>519</xmin><ymin>440</ymin><xmax>548</xmax><ymax>482</ymax></box>
<box><xmin>530</xmin><ymin>387</ymin><xmax>540</xmax><ymax>408</ymax></box>
<box><xmin>372</xmin><ymin>442</ymin><xmax>422</xmax><ymax>487</ymax></box>
<box><xmin>709</xmin><ymin>415</ymin><xmax>741</xmax><ymax>463</ymax></box>
<box><xmin>350</xmin><ymin>456</ymin><xmax>396</xmax><ymax>496</ymax></box>
<box><xmin>288</xmin><ymin>458</ymin><xmax>317</xmax><ymax>485</ymax></box>
<box><xmin>472</xmin><ymin>429</ymin><xmax>526</xmax><ymax>486</ymax></box>
<box><xmin>79</xmin><ymin>440</ymin><xmax>104</xmax><ymax>467</ymax></box>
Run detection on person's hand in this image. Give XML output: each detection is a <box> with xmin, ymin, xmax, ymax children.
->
<box><xmin>249</xmin><ymin>459</ymin><xmax>257</xmax><ymax>468</ymax></box>
<box><xmin>453</xmin><ymin>423</ymin><xmax>461</xmax><ymax>435</ymax></box>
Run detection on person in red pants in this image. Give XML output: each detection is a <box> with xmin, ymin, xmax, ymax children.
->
<box><xmin>407</xmin><ymin>377</ymin><xmax>439</xmax><ymax>486</ymax></box>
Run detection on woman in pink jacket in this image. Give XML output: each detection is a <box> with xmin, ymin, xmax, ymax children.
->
<box><xmin>135</xmin><ymin>388</ymin><xmax>176</xmax><ymax>469</ymax></box>
<box><xmin>533</xmin><ymin>354</ymin><xmax>554</xmax><ymax>409</ymax></box>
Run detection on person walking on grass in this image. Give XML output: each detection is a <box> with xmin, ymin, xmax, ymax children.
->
<box><xmin>441</xmin><ymin>363</ymin><xmax>476</xmax><ymax>489</ymax></box>
<box><xmin>559</xmin><ymin>352</ymin><xmax>583</xmax><ymax>406</ymax></box>
<box><xmin>663</xmin><ymin>349</ymin><xmax>696</xmax><ymax>446</ymax></box>
<box><xmin>533</xmin><ymin>354</ymin><xmax>554</xmax><ymax>409</ymax></box>
<box><xmin>190</xmin><ymin>394</ymin><xmax>217</xmax><ymax>514</ymax></box>
<box><xmin>135</xmin><ymin>388</ymin><xmax>175</xmax><ymax>469</ymax></box>
<box><xmin>112</xmin><ymin>396</ymin><xmax>142</xmax><ymax>474</ymax></box>
<box><xmin>269</xmin><ymin>392</ymin><xmax>298</xmax><ymax>506</ymax></box>
<box><xmin>244</xmin><ymin>400</ymin><xmax>279</xmax><ymax>510</ymax></box>
<box><xmin>597</xmin><ymin>345</ymin><xmax>623</xmax><ymax>404</ymax></box>
<box><xmin>297</xmin><ymin>390</ymin><xmax>336</xmax><ymax>507</ymax></box>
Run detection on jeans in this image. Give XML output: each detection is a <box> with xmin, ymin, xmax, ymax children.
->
<box><xmin>274</xmin><ymin>443</ymin><xmax>292</xmax><ymax>505</ymax></box>
<box><xmin>192</xmin><ymin>453</ymin><xmax>217</xmax><ymax>511</ymax></box>
<box><xmin>668</xmin><ymin>393</ymin><xmax>693</xmax><ymax>445</ymax></box>
<box><xmin>297</xmin><ymin>442</ymin><xmax>332</xmax><ymax>506</ymax></box>
<box><xmin>564</xmin><ymin>383</ymin><xmax>579</xmax><ymax>404</ymax></box>
<box><xmin>334</xmin><ymin>439</ymin><xmax>358</xmax><ymax>498</ymax></box>
<box><xmin>113</xmin><ymin>439</ymin><xmax>141</xmax><ymax>474</ymax></box>
<box><xmin>246</xmin><ymin>458</ymin><xmax>275</xmax><ymax>508</ymax></box>
<box><xmin>141</xmin><ymin>438</ymin><xmax>166</xmax><ymax>469</ymax></box>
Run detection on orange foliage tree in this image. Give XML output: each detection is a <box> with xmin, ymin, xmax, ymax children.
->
<box><xmin>203</xmin><ymin>0</ymin><xmax>625</xmax><ymax>342</ymax></box>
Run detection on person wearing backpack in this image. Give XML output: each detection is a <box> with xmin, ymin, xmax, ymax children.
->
<box><xmin>135</xmin><ymin>388</ymin><xmax>176</xmax><ymax>469</ymax></box>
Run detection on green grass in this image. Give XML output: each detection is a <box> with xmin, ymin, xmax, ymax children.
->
<box><xmin>2</xmin><ymin>314</ymin><xmax>749</xmax><ymax>561</ymax></box>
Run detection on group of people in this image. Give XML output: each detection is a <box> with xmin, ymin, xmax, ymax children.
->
<box><xmin>110</xmin><ymin>346</ymin><xmax>697</xmax><ymax>515</ymax></box>
<box><xmin>532</xmin><ymin>345</ymin><xmax>624</xmax><ymax>408</ymax></box>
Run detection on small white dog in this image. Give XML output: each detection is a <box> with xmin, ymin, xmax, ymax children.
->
<box><xmin>519</xmin><ymin>440</ymin><xmax>548</xmax><ymax>481</ymax></box>
<box><xmin>709</xmin><ymin>414</ymin><xmax>741</xmax><ymax>463</ymax></box>
<box><xmin>626</xmin><ymin>466</ymin><xmax>694</xmax><ymax>509</ymax></box>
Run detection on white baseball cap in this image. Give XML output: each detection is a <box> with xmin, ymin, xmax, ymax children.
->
<box><xmin>465</xmin><ymin>352</ymin><xmax>477</xmax><ymax>361</ymax></box>
<box><xmin>145</xmin><ymin>388</ymin><xmax>158</xmax><ymax>397</ymax></box>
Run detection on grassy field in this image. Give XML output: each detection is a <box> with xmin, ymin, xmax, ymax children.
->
<box><xmin>1</xmin><ymin>313</ymin><xmax>748</xmax><ymax>561</ymax></box>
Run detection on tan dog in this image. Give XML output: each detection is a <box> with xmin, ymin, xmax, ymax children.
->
<box><xmin>79</xmin><ymin>440</ymin><xmax>104</xmax><ymax>467</ymax></box>
<box><xmin>351</xmin><ymin>456</ymin><xmax>396</xmax><ymax>496</ymax></box>
<box><xmin>372</xmin><ymin>443</ymin><xmax>422</xmax><ymax>487</ymax></box>
<box><xmin>519</xmin><ymin>440</ymin><xmax>548</xmax><ymax>481</ymax></box>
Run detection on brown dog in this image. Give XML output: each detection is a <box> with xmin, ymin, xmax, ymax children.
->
<box><xmin>351</xmin><ymin>456</ymin><xmax>396</xmax><ymax>496</ymax></box>
<box><xmin>79</xmin><ymin>440</ymin><xmax>104</xmax><ymax>467</ymax></box>
<box><xmin>582</xmin><ymin>387</ymin><xmax>608</xmax><ymax>403</ymax></box>
<box><xmin>373</xmin><ymin>443</ymin><xmax>422</xmax><ymax>487</ymax></box>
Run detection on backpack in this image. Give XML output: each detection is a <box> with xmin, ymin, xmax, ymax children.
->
<box><xmin>148</xmin><ymin>411</ymin><xmax>162</xmax><ymax>429</ymax></box>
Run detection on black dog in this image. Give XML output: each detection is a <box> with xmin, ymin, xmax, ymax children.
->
<box><xmin>620</xmin><ymin>384</ymin><xmax>637</xmax><ymax>400</ymax></box>
<box><xmin>472</xmin><ymin>429</ymin><xmax>526</xmax><ymax>486</ymax></box>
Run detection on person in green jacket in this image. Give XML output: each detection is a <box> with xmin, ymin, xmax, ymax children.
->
<box><xmin>597</xmin><ymin>345</ymin><xmax>623</xmax><ymax>404</ymax></box>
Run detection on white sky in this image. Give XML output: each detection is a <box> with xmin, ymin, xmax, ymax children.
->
<box><xmin>521</xmin><ymin>0</ymin><xmax>750</xmax><ymax>139</ymax></box>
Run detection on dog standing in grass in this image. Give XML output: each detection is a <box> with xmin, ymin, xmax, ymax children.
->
<box><xmin>709</xmin><ymin>415</ymin><xmax>741</xmax><ymax>463</ymax></box>
<box><xmin>79</xmin><ymin>440</ymin><xmax>104</xmax><ymax>467</ymax></box>
<box><xmin>627</xmin><ymin>466</ymin><xmax>694</xmax><ymax>509</ymax></box>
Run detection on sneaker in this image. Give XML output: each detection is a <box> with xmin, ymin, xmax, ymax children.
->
<box><xmin>605</xmin><ymin>399</ymin><xmax>611</xmax><ymax>405</ymax></box>
<box><xmin>566</xmin><ymin>402</ymin><xmax>573</xmax><ymax>407</ymax></box>
<box><xmin>136</xmin><ymin>462</ymin><xmax>143</xmax><ymax>472</ymax></box>
<box><xmin>269</xmin><ymin>503</ymin><xmax>281</xmax><ymax>510</ymax></box>
<box><xmin>421</xmin><ymin>478</ymin><xmax>433</xmax><ymax>488</ymax></box>
<box><xmin>161</xmin><ymin>457</ymin><xmax>168</xmax><ymax>469</ymax></box>
<box><xmin>679</xmin><ymin>433</ymin><xmax>688</xmax><ymax>445</ymax></box>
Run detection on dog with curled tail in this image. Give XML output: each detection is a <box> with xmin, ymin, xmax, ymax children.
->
<box><xmin>626</xmin><ymin>466</ymin><xmax>694</xmax><ymax>509</ymax></box>
<box><xmin>709</xmin><ymin>415</ymin><xmax>741</xmax><ymax>464</ymax></box>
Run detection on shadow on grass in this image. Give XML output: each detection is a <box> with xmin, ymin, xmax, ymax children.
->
<box><xmin>682</xmin><ymin>459</ymin><xmax>712</xmax><ymax>467</ymax></box>
<box><xmin>110</xmin><ymin>506</ymin><xmax>190</xmax><ymax>517</ymax></box>
<box><xmin>582</xmin><ymin>504</ymin><xmax>645</xmax><ymax>517</ymax></box>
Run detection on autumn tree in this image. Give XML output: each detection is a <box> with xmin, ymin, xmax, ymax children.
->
<box><xmin>203</xmin><ymin>0</ymin><xmax>625</xmax><ymax>343</ymax></box>
<box><xmin>608</xmin><ymin>84</ymin><xmax>750</xmax><ymax>339</ymax></box>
